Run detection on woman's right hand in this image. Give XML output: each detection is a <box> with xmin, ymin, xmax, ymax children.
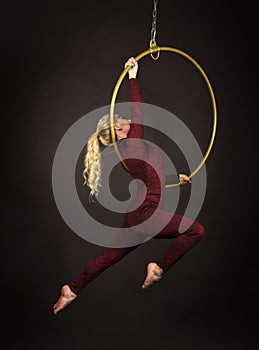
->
<box><xmin>179</xmin><ymin>173</ymin><xmax>192</xmax><ymax>185</ymax></box>
<box><xmin>125</xmin><ymin>57</ymin><xmax>138</xmax><ymax>79</ymax></box>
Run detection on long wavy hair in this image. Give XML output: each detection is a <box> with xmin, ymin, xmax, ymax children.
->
<box><xmin>83</xmin><ymin>114</ymin><xmax>121</xmax><ymax>201</ymax></box>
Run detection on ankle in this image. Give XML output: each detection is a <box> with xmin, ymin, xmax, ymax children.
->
<box><xmin>154</xmin><ymin>263</ymin><xmax>163</xmax><ymax>275</ymax></box>
<box><xmin>62</xmin><ymin>285</ymin><xmax>77</xmax><ymax>298</ymax></box>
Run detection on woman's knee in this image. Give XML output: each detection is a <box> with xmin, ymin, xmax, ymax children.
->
<box><xmin>196</xmin><ymin>222</ymin><xmax>205</xmax><ymax>239</ymax></box>
<box><xmin>190</xmin><ymin>221</ymin><xmax>205</xmax><ymax>239</ymax></box>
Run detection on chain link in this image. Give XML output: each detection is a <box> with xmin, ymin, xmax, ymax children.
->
<box><xmin>150</xmin><ymin>0</ymin><xmax>159</xmax><ymax>42</ymax></box>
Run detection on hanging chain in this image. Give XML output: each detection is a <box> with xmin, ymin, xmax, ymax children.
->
<box><xmin>150</xmin><ymin>0</ymin><xmax>160</xmax><ymax>60</ymax></box>
<box><xmin>150</xmin><ymin>0</ymin><xmax>158</xmax><ymax>43</ymax></box>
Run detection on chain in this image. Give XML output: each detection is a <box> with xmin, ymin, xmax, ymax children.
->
<box><xmin>149</xmin><ymin>0</ymin><xmax>160</xmax><ymax>60</ymax></box>
<box><xmin>150</xmin><ymin>0</ymin><xmax>159</xmax><ymax>43</ymax></box>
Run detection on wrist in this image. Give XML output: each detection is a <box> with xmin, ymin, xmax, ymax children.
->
<box><xmin>128</xmin><ymin>74</ymin><xmax>137</xmax><ymax>79</ymax></box>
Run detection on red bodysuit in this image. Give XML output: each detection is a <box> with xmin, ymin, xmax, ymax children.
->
<box><xmin>119</xmin><ymin>78</ymin><xmax>165</xmax><ymax>227</ymax></box>
<box><xmin>69</xmin><ymin>79</ymin><xmax>205</xmax><ymax>295</ymax></box>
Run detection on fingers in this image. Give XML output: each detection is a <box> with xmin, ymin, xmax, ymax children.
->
<box><xmin>125</xmin><ymin>57</ymin><xmax>138</xmax><ymax>69</ymax></box>
<box><xmin>179</xmin><ymin>174</ymin><xmax>192</xmax><ymax>185</ymax></box>
<box><xmin>180</xmin><ymin>180</ymin><xmax>191</xmax><ymax>186</ymax></box>
<box><xmin>185</xmin><ymin>176</ymin><xmax>192</xmax><ymax>183</ymax></box>
<box><xmin>124</xmin><ymin>57</ymin><xmax>138</xmax><ymax>79</ymax></box>
<box><xmin>185</xmin><ymin>178</ymin><xmax>192</xmax><ymax>184</ymax></box>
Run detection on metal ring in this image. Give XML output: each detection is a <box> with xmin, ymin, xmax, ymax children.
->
<box><xmin>150</xmin><ymin>40</ymin><xmax>160</xmax><ymax>60</ymax></box>
<box><xmin>109</xmin><ymin>46</ymin><xmax>217</xmax><ymax>188</ymax></box>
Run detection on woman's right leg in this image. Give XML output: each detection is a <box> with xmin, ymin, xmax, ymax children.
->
<box><xmin>53</xmin><ymin>244</ymin><xmax>138</xmax><ymax>314</ymax></box>
<box><xmin>69</xmin><ymin>244</ymin><xmax>138</xmax><ymax>295</ymax></box>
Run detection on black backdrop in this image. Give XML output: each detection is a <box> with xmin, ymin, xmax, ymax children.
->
<box><xmin>1</xmin><ymin>1</ymin><xmax>258</xmax><ymax>349</ymax></box>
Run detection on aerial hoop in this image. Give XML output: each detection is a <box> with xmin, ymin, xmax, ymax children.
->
<box><xmin>109</xmin><ymin>44</ymin><xmax>217</xmax><ymax>188</ymax></box>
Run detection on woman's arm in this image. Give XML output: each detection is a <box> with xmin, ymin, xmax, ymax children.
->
<box><xmin>119</xmin><ymin>57</ymin><xmax>146</xmax><ymax>172</ymax></box>
<box><xmin>125</xmin><ymin>58</ymin><xmax>144</xmax><ymax>139</ymax></box>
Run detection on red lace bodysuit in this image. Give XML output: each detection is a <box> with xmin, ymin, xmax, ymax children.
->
<box><xmin>69</xmin><ymin>78</ymin><xmax>205</xmax><ymax>295</ymax></box>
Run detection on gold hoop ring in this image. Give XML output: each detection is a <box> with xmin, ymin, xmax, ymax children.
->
<box><xmin>110</xmin><ymin>45</ymin><xmax>217</xmax><ymax>188</ymax></box>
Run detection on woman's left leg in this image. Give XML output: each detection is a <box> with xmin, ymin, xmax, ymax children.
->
<box><xmin>154</xmin><ymin>212</ymin><xmax>205</xmax><ymax>273</ymax></box>
<box><xmin>129</xmin><ymin>208</ymin><xmax>205</xmax><ymax>289</ymax></box>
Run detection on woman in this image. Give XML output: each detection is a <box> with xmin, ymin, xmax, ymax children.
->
<box><xmin>53</xmin><ymin>57</ymin><xmax>205</xmax><ymax>315</ymax></box>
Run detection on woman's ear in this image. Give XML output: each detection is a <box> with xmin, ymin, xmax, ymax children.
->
<box><xmin>114</xmin><ymin>127</ymin><xmax>120</xmax><ymax>137</ymax></box>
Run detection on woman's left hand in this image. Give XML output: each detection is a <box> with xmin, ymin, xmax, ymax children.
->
<box><xmin>125</xmin><ymin>57</ymin><xmax>138</xmax><ymax>79</ymax></box>
<box><xmin>179</xmin><ymin>173</ymin><xmax>192</xmax><ymax>185</ymax></box>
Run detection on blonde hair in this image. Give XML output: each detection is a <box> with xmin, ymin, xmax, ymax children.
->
<box><xmin>83</xmin><ymin>114</ymin><xmax>121</xmax><ymax>201</ymax></box>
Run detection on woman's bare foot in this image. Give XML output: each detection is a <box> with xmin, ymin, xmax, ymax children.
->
<box><xmin>142</xmin><ymin>262</ymin><xmax>163</xmax><ymax>290</ymax></box>
<box><xmin>53</xmin><ymin>285</ymin><xmax>77</xmax><ymax>315</ymax></box>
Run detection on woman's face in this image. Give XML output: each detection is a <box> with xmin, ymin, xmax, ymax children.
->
<box><xmin>114</xmin><ymin>117</ymin><xmax>131</xmax><ymax>140</ymax></box>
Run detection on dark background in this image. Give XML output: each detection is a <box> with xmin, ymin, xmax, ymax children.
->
<box><xmin>1</xmin><ymin>0</ymin><xmax>258</xmax><ymax>349</ymax></box>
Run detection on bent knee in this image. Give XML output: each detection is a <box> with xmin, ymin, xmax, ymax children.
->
<box><xmin>197</xmin><ymin>222</ymin><xmax>205</xmax><ymax>239</ymax></box>
<box><xmin>191</xmin><ymin>221</ymin><xmax>205</xmax><ymax>239</ymax></box>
